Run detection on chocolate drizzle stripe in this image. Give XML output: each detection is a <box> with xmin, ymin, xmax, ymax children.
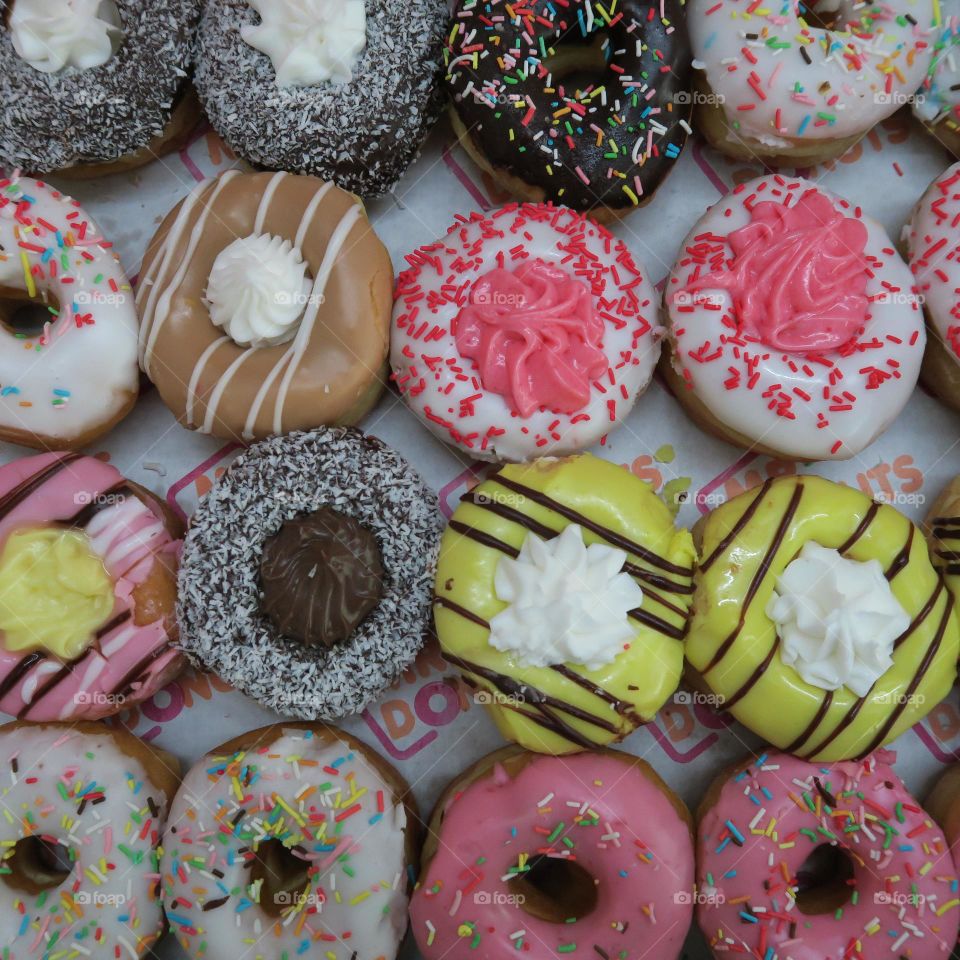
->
<box><xmin>801</xmin><ymin>581</ymin><xmax>946</xmax><ymax>758</ymax></box>
<box><xmin>95</xmin><ymin>611</ymin><xmax>132</xmax><ymax>641</ymax></box>
<box><xmin>720</xmin><ymin>638</ymin><xmax>780</xmax><ymax>712</ymax></box>
<box><xmin>700</xmin><ymin>479</ymin><xmax>773</xmax><ymax>572</ymax></box>
<box><xmin>627</xmin><ymin>606</ymin><xmax>685</xmax><ymax>640</ymax></box>
<box><xmin>932</xmin><ymin>517</ymin><xmax>960</xmax><ymax>529</ymax></box>
<box><xmin>782</xmin><ymin>690</ymin><xmax>835</xmax><ymax>755</ymax></box>
<box><xmin>856</xmin><ymin>592</ymin><xmax>954</xmax><ymax>758</ymax></box>
<box><xmin>0</xmin><ymin>453</ymin><xmax>82</xmax><ymax>519</ymax></box>
<box><xmin>702</xmin><ymin>483</ymin><xmax>804</xmax><ymax>675</ymax></box>
<box><xmin>495</xmin><ymin>699</ymin><xmax>600</xmax><ymax>750</ymax></box>
<box><xmin>18</xmin><ymin>654</ymin><xmax>88</xmax><ymax>719</ymax></box>
<box><xmin>838</xmin><ymin>502</ymin><xmax>880</xmax><ymax>554</ymax></box>
<box><xmin>447</xmin><ymin>521</ymin><xmax>519</xmax><ymax>558</ymax></box>
<box><xmin>433</xmin><ymin>595</ymin><xmax>489</xmax><ymax>629</ymax></box>
<box><xmin>109</xmin><ymin>644</ymin><xmax>172</xmax><ymax>700</ymax></box>
<box><xmin>936</xmin><ymin>550</ymin><xmax>960</xmax><ymax>561</ymax></box>
<box><xmin>0</xmin><ymin>652</ymin><xmax>47</xmax><ymax>702</ymax></box>
<box><xmin>62</xmin><ymin>482</ymin><xmax>133</xmax><ymax>529</ymax></box>
<box><xmin>487</xmin><ymin>473</ymin><xmax>694</xmax><ymax>577</ymax></box>
<box><xmin>884</xmin><ymin>524</ymin><xmax>915</xmax><ymax>581</ymax></box>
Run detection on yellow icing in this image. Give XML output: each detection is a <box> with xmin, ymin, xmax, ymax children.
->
<box><xmin>0</xmin><ymin>527</ymin><xmax>114</xmax><ymax>660</ymax></box>
<box><xmin>686</xmin><ymin>475</ymin><xmax>960</xmax><ymax>761</ymax></box>
<box><xmin>434</xmin><ymin>454</ymin><xmax>696</xmax><ymax>755</ymax></box>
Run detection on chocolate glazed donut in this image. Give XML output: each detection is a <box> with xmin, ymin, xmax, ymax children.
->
<box><xmin>446</xmin><ymin>0</ymin><xmax>692</xmax><ymax>219</ymax></box>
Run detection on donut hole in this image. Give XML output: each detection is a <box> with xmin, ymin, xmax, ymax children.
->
<box><xmin>249</xmin><ymin>838</ymin><xmax>311</xmax><ymax>917</ymax></box>
<box><xmin>0</xmin><ymin>289</ymin><xmax>59</xmax><ymax>340</ymax></box>
<box><xmin>795</xmin><ymin>843</ymin><xmax>855</xmax><ymax>915</ymax></box>
<box><xmin>543</xmin><ymin>31</ymin><xmax>609</xmax><ymax>93</ymax></box>
<box><xmin>4</xmin><ymin>836</ymin><xmax>73</xmax><ymax>895</ymax></box>
<box><xmin>508</xmin><ymin>854</ymin><xmax>599</xmax><ymax>922</ymax></box>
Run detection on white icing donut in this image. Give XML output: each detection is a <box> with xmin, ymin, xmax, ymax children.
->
<box><xmin>914</xmin><ymin>0</ymin><xmax>960</xmax><ymax>130</ymax></box>
<box><xmin>905</xmin><ymin>160</ymin><xmax>960</xmax><ymax>375</ymax></box>
<box><xmin>390</xmin><ymin>203</ymin><xmax>661</xmax><ymax>462</ymax></box>
<box><xmin>161</xmin><ymin>725</ymin><xmax>413</xmax><ymax>960</ymax></box>
<box><xmin>689</xmin><ymin>0</ymin><xmax>934</xmax><ymax>146</ymax></box>
<box><xmin>0</xmin><ymin>174</ymin><xmax>138</xmax><ymax>447</ymax></box>
<box><xmin>0</xmin><ymin>722</ymin><xmax>171</xmax><ymax>956</ymax></box>
<box><xmin>664</xmin><ymin>175</ymin><xmax>924</xmax><ymax>460</ymax></box>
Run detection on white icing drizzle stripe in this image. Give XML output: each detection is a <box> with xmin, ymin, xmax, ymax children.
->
<box><xmin>254</xmin><ymin>172</ymin><xmax>287</xmax><ymax>234</ymax></box>
<box><xmin>185</xmin><ymin>336</ymin><xmax>230</xmax><ymax>426</ymax></box>
<box><xmin>202</xmin><ymin>348</ymin><xmax>255</xmax><ymax>435</ymax></box>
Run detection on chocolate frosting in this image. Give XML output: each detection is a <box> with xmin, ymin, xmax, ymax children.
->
<box><xmin>260</xmin><ymin>508</ymin><xmax>384</xmax><ymax>648</ymax></box>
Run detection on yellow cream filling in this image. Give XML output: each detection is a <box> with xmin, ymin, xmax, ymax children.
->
<box><xmin>0</xmin><ymin>527</ymin><xmax>114</xmax><ymax>660</ymax></box>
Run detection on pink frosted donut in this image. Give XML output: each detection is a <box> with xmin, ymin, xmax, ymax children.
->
<box><xmin>697</xmin><ymin>751</ymin><xmax>960</xmax><ymax>959</ymax></box>
<box><xmin>391</xmin><ymin>203</ymin><xmax>661</xmax><ymax>462</ymax></box>
<box><xmin>410</xmin><ymin>747</ymin><xmax>695</xmax><ymax>959</ymax></box>
<box><xmin>0</xmin><ymin>452</ymin><xmax>183</xmax><ymax>720</ymax></box>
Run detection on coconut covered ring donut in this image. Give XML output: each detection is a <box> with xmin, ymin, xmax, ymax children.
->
<box><xmin>195</xmin><ymin>0</ymin><xmax>446</xmax><ymax>197</ymax></box>
<box><xmin>137</xmin><ymin>171</ymin><xmax>393</xmax><ymax>443</ymax></box>
<box><xmin>0</xmin><ymin>0</ymin><xmax>201</xmax><ymax>175</ymax></box>
<box><xmin>177</xmin><ymin>428</ymin><xmax>444</xmax><ymax>720</ymax></box>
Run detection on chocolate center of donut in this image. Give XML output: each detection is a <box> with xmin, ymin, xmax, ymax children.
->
<box><xmin>5</xmin><ymin>836</ymin><xmax>73</xmax><ymax>894</ymax></box>
<box><xmin>508</xmin><ymin>854</ymin><xmax>599</xmax><ymax>923</ymax></box>
<box><xmin>794</xmin><ymin>843</ymin><xmax>855</xmax><ymax>915</ymax></box>
<box><xmin>249</xmin><ymin>838</ymin><xmax>312</xmax><ymax>917</ymax></box>
<box><xmin>259</xmin><ymin>508</ymin><xmax>384</xmax><ymax>648</ymax></box>
<box><xmin>0</xmin><ymin>289</ymin><xmax>59</xmax><ymax>340</ymax></box>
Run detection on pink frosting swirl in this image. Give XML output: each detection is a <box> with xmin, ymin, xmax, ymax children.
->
<box><xmin>454</xmin><ymin>259</ymin><xmax>607</xmax><ymax>417</ymax></box>
<box><xmin>684</xmin><ymin>189</ymin><xmax>869</xmax><ymax>353</ymax></box>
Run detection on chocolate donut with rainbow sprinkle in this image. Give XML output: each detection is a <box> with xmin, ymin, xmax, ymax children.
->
<box><xmin>434</xmin><ymin>453</ymin><xmax>695</xmax><ymax>754</ymax></box>
<box><xmin>686</xmin><ymin>475</ymin><xmax>959</xmax><ymax>762</ymax></box>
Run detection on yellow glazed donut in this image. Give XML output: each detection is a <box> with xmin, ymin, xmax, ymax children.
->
<box><xmin>434</xmin><ymin>454</ymin><xmax>695</xmax><ymax>754</ymax></box>
<box><xmin>687</xmin><ymin>475</ymin><xmax>959</xmax><ymax>761</ymax></box>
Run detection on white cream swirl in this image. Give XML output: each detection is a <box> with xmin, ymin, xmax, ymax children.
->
<box><xmin>240</xmin><ymin>0</ymin><xmax>366</xmax><ymax>88</ymax></box>
<box><xmin>766</xmin><ymin>541</ymin><xmax>910</xmax><ymax>698</ymax></box>
<box><xmin>488</xmin><ymin>524</ymin><xmax>644</xmax><ymax>670</ymax></box>
<box><xmin>10</xmin><ymin>0</ymin><xmax>123</xmax><ymax>74</ymax></box>
<box><xmin>205</xmin><ymin>234</ymin><xmax>312</xmax><ymax>349</ymax></box>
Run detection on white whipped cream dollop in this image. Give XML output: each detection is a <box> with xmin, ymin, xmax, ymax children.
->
<box><xmin>766</xmin><ymin>541</ymin><xmax>910</xmax><ymax>698</ymax></box>
<box><xmin>488</xmin><ymin>524</ymin><xmax>644</xmax><ymax>670</ymax></box>
<box><xmin>10</xmin><ymin>0</ymin><xmax>123</xmax><ymax>74</ymax></box>
<box><xmin>205</xmin><ymin>234</ymin><xmax>313</xmax><ymax>349</ymax></box>
<box><xmin>241</xmin><ymin>0</ymin><xmax>366</xmax><ymax>87</ymax></box>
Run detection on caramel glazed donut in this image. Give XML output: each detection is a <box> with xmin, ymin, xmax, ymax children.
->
<box><xmin>0</xmin><ymin>0</ymin><xmax>201</xmax><ymax>177</ymax></box>
<box><xmin>195</xmin><ymin>0</ymin><xmax>447</xmax><ymax>196</ymax></box>
<box><xmin>136</xmin><ymin>171</ymin><xmax>393</xmax><ymax>443</ymax></box>
<box><xmin>445</xmin><ymin>0</ymin><xmax>693</xmax><ymax>220</ymax></box>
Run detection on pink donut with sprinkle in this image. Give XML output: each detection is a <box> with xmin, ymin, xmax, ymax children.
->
<box><xmin>390</xmin><ymin>203</ymin><xmax>661</xmax><ymax>462</ymax></box>
<box><xmin>0</xmin><ymin>452</ymin><xmax>183</xmax><ymax>721</ymax></box>
<box><xmin>905</xmin><ymin>160</ymin><xmax>960</xmax><ymax>413</ymax></box>
<box><xmin>697</xmin><ymin>751</ymin><xmax>960</xmax><ymax>960</ymax></box>
<box><xmin>663</xmin><ymin>175</ymin><xmax>924</xmax><ymax>460</ymax></box>
<box><xmin>410</xmin><ymin>747</ymin><xmax>695</xmax><ymax>959</ymax></box>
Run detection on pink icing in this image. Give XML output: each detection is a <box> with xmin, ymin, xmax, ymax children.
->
<box><xmin>684</xmin><ymin>189</ymin><xmax>869</xmax><ymax>353</ymax></box>
<box><xmin>698</xmin><ymin>751</ymin><xmax>960</xmax><ymax>960</ymax></box>
<box><xmin>454</xmin><ymin>259</ymin><xmax>607</xmax><ymax>417</ymax></box>
<box><xmin>0</xmin><ymin>452</ymin><xmax>183</xmax><ymax>722</ymax></box>
<box><xmin>410</xmin><ymin>752</ymin><xmax>694</xmax><ymax>958</ymax></box>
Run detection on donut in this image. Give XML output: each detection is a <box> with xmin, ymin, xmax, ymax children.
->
<box><xmin>689</xmin><ymin>0</ymin><xmax>935</xmax><ymax>165</ymax></box>
<box><xmin>923</xmin><ymin>474</ymin><xmax>960</xmax><ymax>600</ymax></box>
<box><xmin>444</xmin><ymin>0</ymin><xmax>692</xmax><ymax>220</ymax></box>
<box><xmin>663</xmin><ymin>175</ymin><xmax>924</xmax><ymax>461</ymax></box>
<box><xmin>410</xmin><ymin>745</ymin><xmax>695</xmax><ymax>959</ymax></box>
<box><xmin>137</xmin><ymin>171</ymin><xmax>394</xmax><ymax>443</ymax></box>
<box><xmin>0</xmin><ymin>452</ymin><xmax>183</xmax><ymax>721</ymax></box>
<box><xmin>161</xmin><ymin>722</ymin><xmax>418</xmax><ymax>960</ymax></box>
<box><xmin>0</xmin><ymin>720</ymin><xmax>180</xmax><ymax>958</ymax></box>
<box><xmin>686</xmin><ymin>474</ymin><xmax>960</xmax><ymax>762</ymax></box>
<box><xmin>177</xmin><ymin>427</ymin><xmax>443</xmax><ymax>720</ymax></box>
<box><xmin>194</xmin><ymin>0</ymin><xmax>446</xmax><ymax>196</ymax></box>
<box><xmin>0</xmin><ymin>174</ymin><xmax>140</xmax><ymax>450</ymax></box>
<box><xmin>0</xmin><ymin>0</ymin><xmax>201</xmax><ymax>177</ymax></box>
<box><xmin>914</xmin><ymin>2</ymin><xmax>960</xmax><ymax>158</ymax></box>
<box><xmin>904</xmin><ymin>161</ymin><xmax>960</xmax><ymax>414</ymax></box>
<box><xmin>391</xmin><ymin>203</ymin><xmax>662</xmax><ymax>462</ymax></box>
<box><xmin>434</xmin><ymin>454</ymin><xmax>695</xmax><ymax>754</ymax></box>
<box><xmin>698</xmin><ymin>751</ymin><xmax>960</xmax><ymax>959</ymax></box>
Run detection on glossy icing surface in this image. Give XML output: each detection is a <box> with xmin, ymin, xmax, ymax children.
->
<box><xmin>0</xmin><ymin>452</ymin><xmax>182</xmax><ymax>721</ymax></box>
<box><xmin>914</xmin><ymin>0</ymin><xmax>960</xmax><ymax>128</ymax></box>
<box><xmin>698</xmin><ymin>752</ymin><xmax>960</xmax><ymax>960</ymax></box>
<box><xmin>665</xmin><ymin>176</ymin><xmax>924</xmax><ymax>460</ymax></box>
<box><xmin>434</xmin><ymin>454</ymin><xmax>695</xmax><ymax>754</ymax></box>
<box><xmin>392</xmin><ymin>204</ymin><xmax>661</xmax><ymax>462</ymax></box>
<box><xmin>411</xmin><ymin>751</ymin><xmax>695</xmax><ymax>959</ymax></box>
<box><xmin>687</xmin><ymin>475</ymin><xmax>959</xmax><ymax>761</ymax></box>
